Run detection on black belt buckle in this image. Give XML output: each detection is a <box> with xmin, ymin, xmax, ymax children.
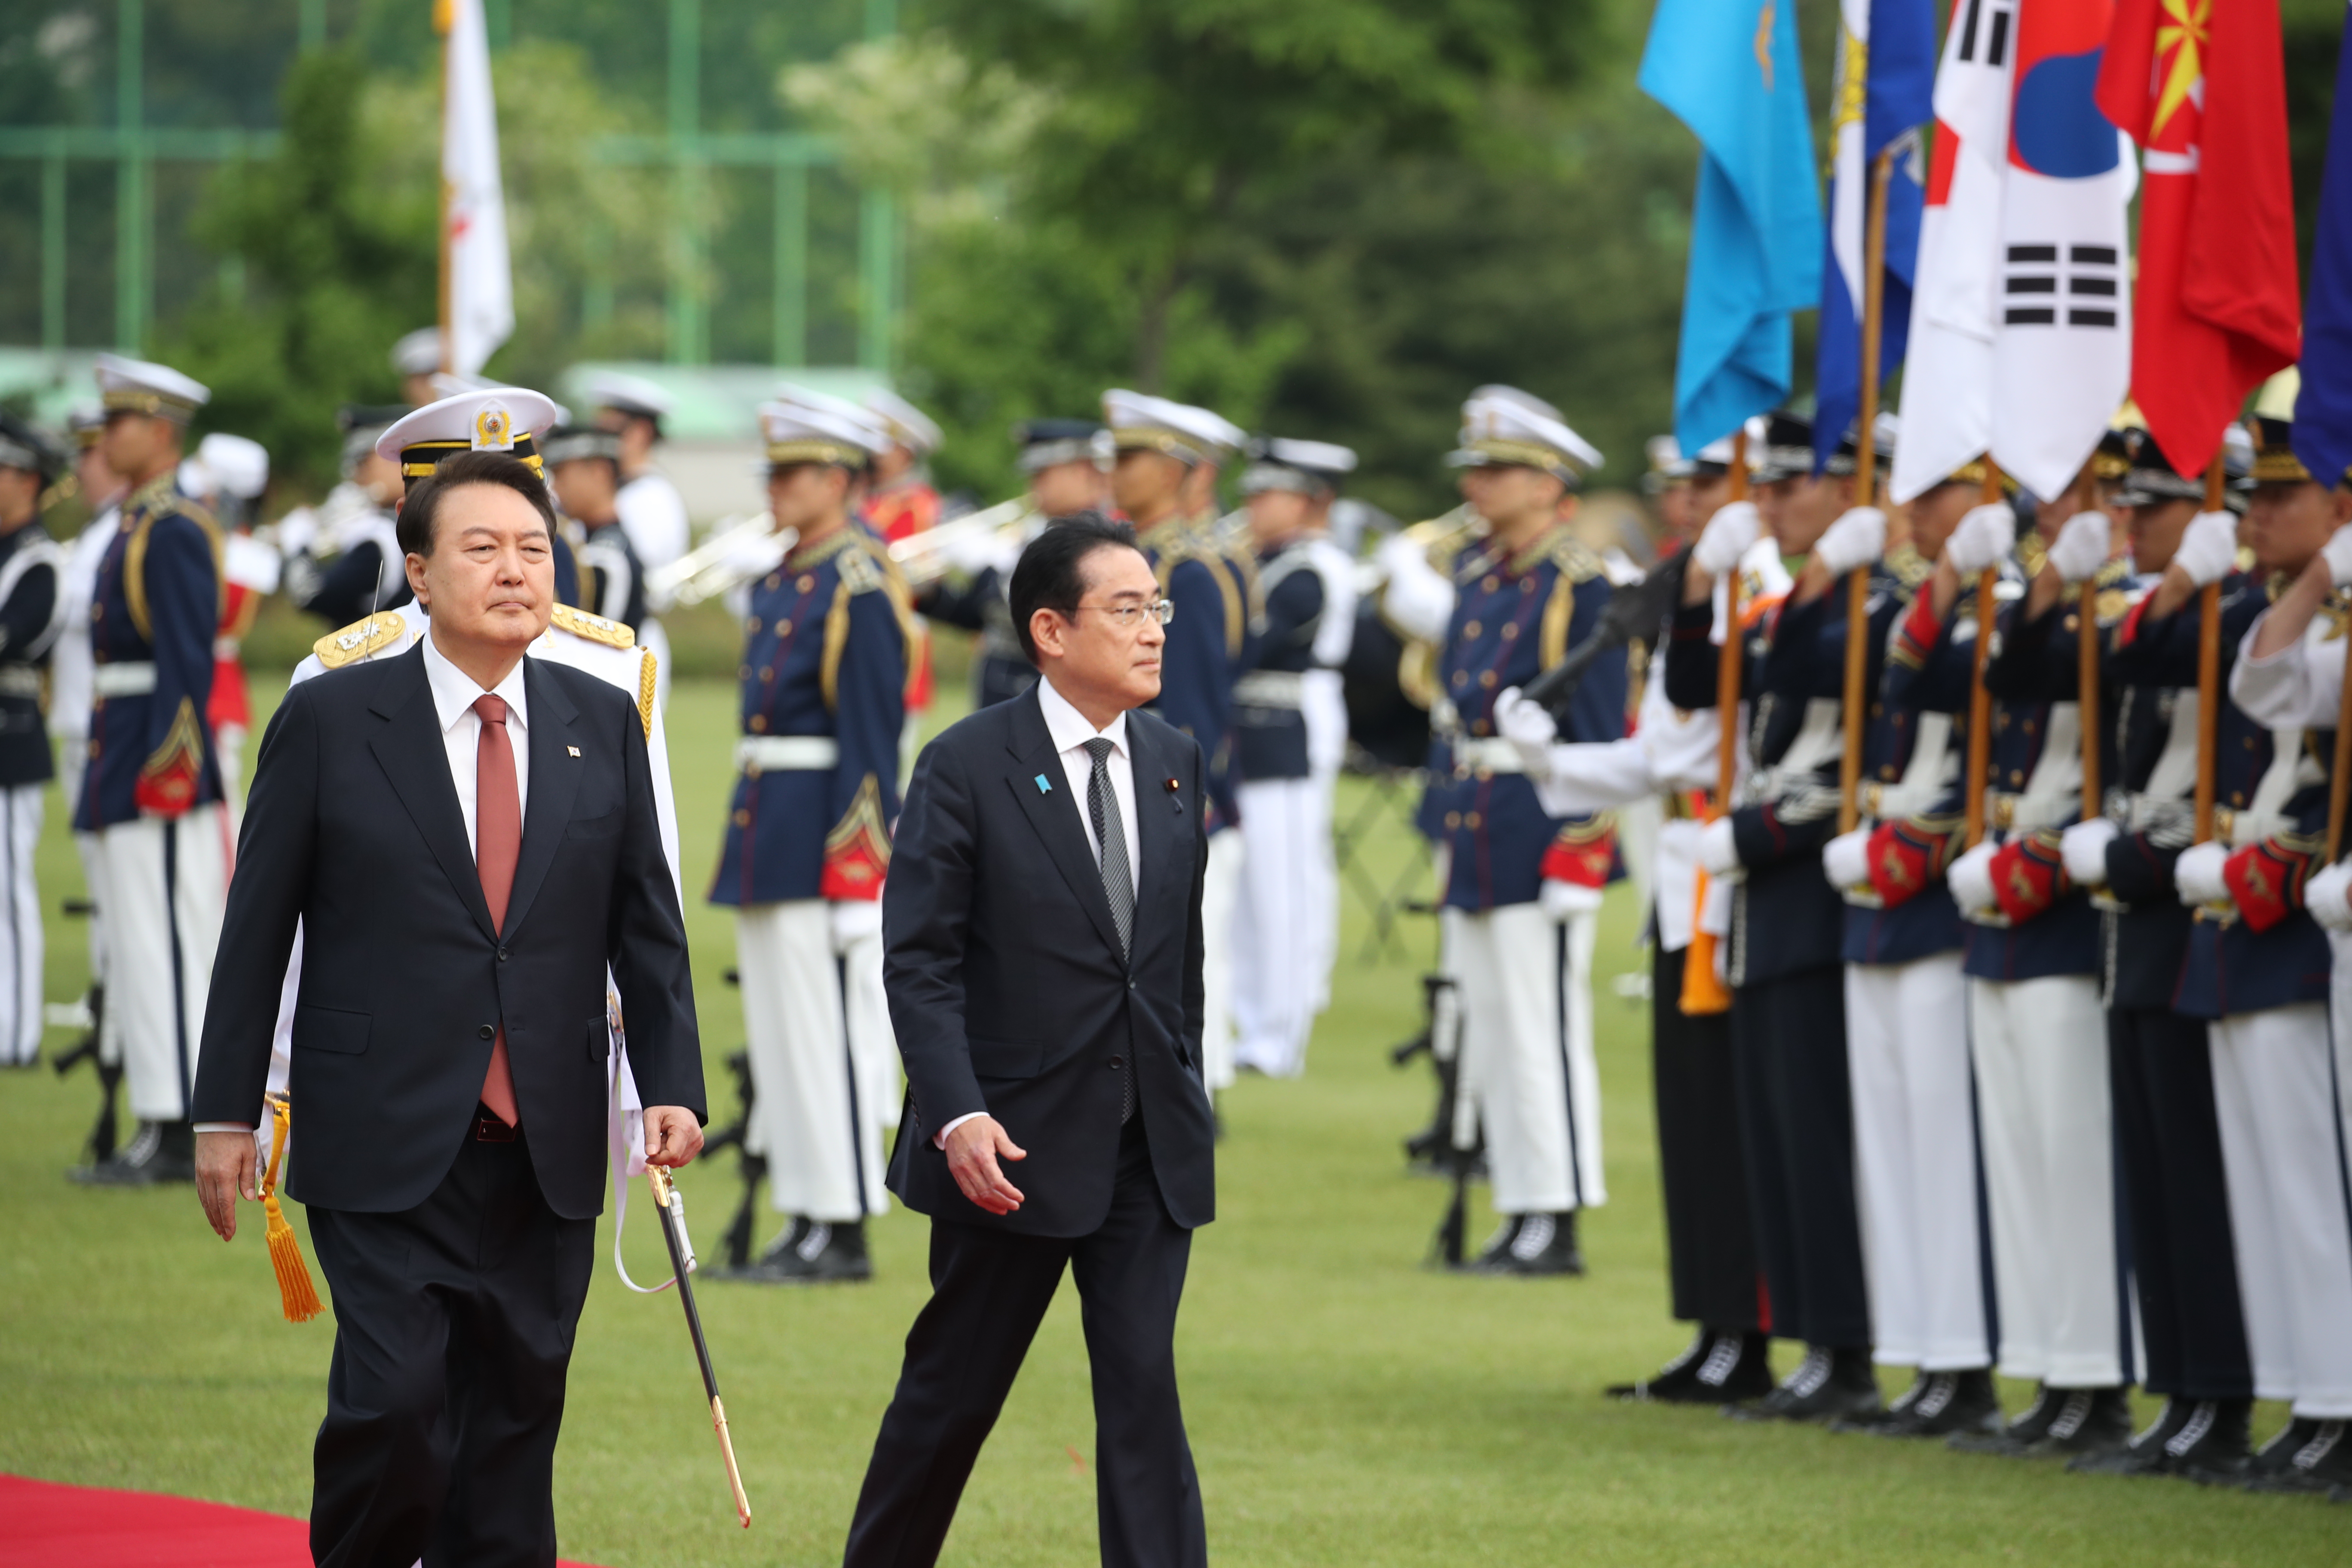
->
<box><xmin>475</xmin><ymin>1110</ymin><xmax>518</xmax><ymax>1143</ymax></box>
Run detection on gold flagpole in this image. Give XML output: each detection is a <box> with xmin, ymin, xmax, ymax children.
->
<box><xmin>435</xmin><ymin>0</ymin><xmax>454</xmax><ymax>375</ymax></box>
<box><xmin>2075</xmin><ymin>464</ymin><xmax>2103</xmax><ymax>822</ymax></box>
<box><xmin>1963</xmin><ymin>461</ymin><xmax>2003</xmax><ymax>847</ymax></box>
<box><xmin>1839</xmin><ymin>147</ymin><xmax>1895</xmax><ymax>833</ymax></box>
<box><xmin>2193</xmin><ymin>457</ymin><xmax>2226</xmax><ymax>843</ymax></box>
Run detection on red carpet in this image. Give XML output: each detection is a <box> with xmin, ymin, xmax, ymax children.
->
<box><xmin>0</xmin><ymin>1475</ymin><xmax>599</xmax><ymax>1566</ymax></box>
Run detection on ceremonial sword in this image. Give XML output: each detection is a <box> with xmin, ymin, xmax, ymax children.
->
<box><xmin>647</xmin><ymin>1164</ymin><xmax>753</xmax><ymax>1528</ymax></box>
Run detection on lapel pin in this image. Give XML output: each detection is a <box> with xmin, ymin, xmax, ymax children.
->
<box><xmin>567</xmin><ymin>745</ymin><xmax>581</xmax><ymax>757</ymax></box>
<box><xmin>1034</xmin><ymin>773</ymin><xmax>1052</xmax><ymax>794</ymax></box>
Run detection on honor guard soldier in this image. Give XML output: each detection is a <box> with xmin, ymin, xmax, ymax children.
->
<box><xmin>2054</xmin><ymin>423</ymin><xmax>2263</xmax><ymax>1478</ymax></box>
<box><xmin>68</xmin><ymin>356</ymin><xmax>228</xmax><ymax>1184</ymax></box>
<box><xmin>2176</xmin><ymin>388</ymin><xmax>2352</xmax><ymax>1495</ymax></box>
<box><xmin>1228</xmin><ymin>438</ymin><xmax>1360</xmax><ymax>1078</ymax></box>
<box><xmin>390</xmin><ymin>325</ymin><xmax>444</xmax><ymax>408</ymax></box>
<box><xmin>861</xmin><ymin>389</ymin><xmax>947</xmax><ymax>545</ymax></box>
<box><xmin>180</xmin><ymin>432</ymin><xmax>278</xmax><ymax>805</ymax></box>
<box><xmin>54</xmin><ymin>405</ymin><xmax>123</xmax><ymax>1064</ymax></box>
<box><xmin>714</xmin><ymin>393</ymin><xmax>919</xmax><ymax>1283</ymax></box>
<box><xmin>920</xmin><ymin>419</ymin><xmax>1110</xmax><ymax>710</ymax></box>
<box><xmin>582</xmin><ymin>371</ymin><xmax>688</xmax><ymax>708</ymax></box>
<box><xmin>1668</xmin><ymin>413</ymin><xmax>1883</xmax><ymax>1418</ymax></box>
<box><xmin>281</xmin><ymin>405</ymin><xmax>412</xmax><ymax>626</ymax></box>
<box><xmin>0</xmin><ymin>414</ymin><xmax>67</xmax><ymax>1066</ymax></box>
<box><xmin>1496</xmin><ymin>429</ymin><xmax>1787</xmax><ymax>1396</ymax></box>
<box><xmin>1424</xmin><ymin>392</ymin><xmax>1626</xmax><ymax>1276</ymax></box>
<box><xmin>1945</xmin><ymin>441</ymin><xmax>2138</xmax><ymax>1461</ymax></box>
<box><xmin>1104</xmin><ymin>390</ymin><xmax>1255</xmax><ymax>1096</ymax></box>
<box><xmin>547</xmin><ymin>424</ymin><xmax>649</xmax><ymax>640</ymax></box>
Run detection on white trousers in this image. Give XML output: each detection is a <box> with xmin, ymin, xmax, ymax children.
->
<box><xmin>1199</xmin><ymin>828</ymin><xmax>1243</xmax><ymax>1093</ymax></box>
<box><xmin>97</xmin><ymin>805</ymin><xmax>227</xmax><ymax>1121</ymax></box>
<box><xmin>1968</xmin><ymin>973</ymin><xmax>2122</xmax><ymax>1385</ymax></box>
<box><xmin>1452</xmin><ymin>903</ymin><xmax>1605</xmax><ymax>1215</ymax></box>
<box><xmin>1844</xmin><ymin>957</ymin><xmax>1991</xmax><ymax>1370</ymax></box>
<box><xmin>736</xmin><ymin>901</ymin><xmax>893</xmax><ymax>1222</ymax></box>
<box><xmin>2210</xmin><ymin>1003</ymin><xmax>2352</xmax><ymax>1417</ymax></box>
<box><xmin>1231</xmin><ymin>777</ymin><xmax>1335</xmax><ymax>1078</ymax></box>
<box><xmin>0</xmin><ymin>784</ymin><xmax>43</xmax><ymax>1064</ymax></box>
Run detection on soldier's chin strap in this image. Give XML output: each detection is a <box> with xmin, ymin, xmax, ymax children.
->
<box><xmin>607</xmin><ymin>1016</ymin><xmax>688</xmax><ymax>1295</ymax></box>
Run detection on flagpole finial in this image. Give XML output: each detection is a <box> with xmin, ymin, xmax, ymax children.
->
<box><xmin>433</xmin><ymin>0</ymin><xmax>454</xmax><ymax>37</ymax></box>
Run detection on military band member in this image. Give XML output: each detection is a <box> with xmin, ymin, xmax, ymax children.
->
<box><xmin>181</xmin><ymin>432</ymin><xmax>277</xmax><ymax>808</ymax></box>
<box><xmin>390</xmin><ymin>325</ymin><xmax>444</xmax><ymax>409</ymax></box>
<box><xmin>0</xmin><ymin>414</ymin><xmax>66</xmax><ymax>1067</ymax></box>
<box><xmin>547</xmin><ymin>424</ymin><xmax>649</xmax><ymax>640</ymax></box>
<box><xmin>54</xmin><ymin>405</ymin><xmax>122</xmax><ymax>1067</ymax></box>
<box><xmin>1424</xmin><ymin>392</ymin><xmax>1626</xmax><ymax>1275</ymax></box>
<box><xmin>713</xmin><ymin>395</ymin><xmax>918</xmax><ymax>1282</ymax></box>
<box><xmin>862</xmin><ymin>389</ymin><xmax>947</xmax><ymax>545</ymax></box>
<box><xmin>1228</xmin><ymin>438</ymin><xmax>1360</xmax><ymax>1079</ymax></box>
<box><xmin>1669</xmin><ymin>412</ymin><xmax>1881</xmax><ymax>1418</ymax></box>
<box><xmin>1105</xmin><ymin>390</ymin><xmax>1255</xmax><ymax>1095</ymax></box>
<box><xmin>281</xmin><ymin>405</ymin><xmax>413</xmax><ymax>626</ymax></box>
<box><xmin>1942</xmin><ymin>444</ymin><xmax>2138</xmax><ymax>1461</ymax></box>
<box><xmin>68</xmin><ymin>356</ymin><xmax>228</xmax><ymax>1185</ymax></box>
<box><xmin>579</xmin><ymin>371</ymin><xmax>688</xmax><ymax>709</ymax></box>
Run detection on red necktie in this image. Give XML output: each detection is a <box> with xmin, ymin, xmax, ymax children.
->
<box><xmin>474</xmin><ymin>693</ymin><xmax>522</xmax><ymax>1126</ymax></box>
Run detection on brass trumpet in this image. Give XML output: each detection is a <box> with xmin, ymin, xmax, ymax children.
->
<box><xmin>885</xmin><ymin>497</ymin><xmax>1033</xmax><ymax>589</ymax></box>
<box><xmin>646</xmin><ymin>513</ymin><xmax>794</xmax><ymax>612</ymax></box>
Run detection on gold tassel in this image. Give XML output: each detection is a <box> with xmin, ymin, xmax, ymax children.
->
<box><xmin>262</xmin><ymin>1094</ymin><xmax>324</xmax><ymax>1323</ymax></box>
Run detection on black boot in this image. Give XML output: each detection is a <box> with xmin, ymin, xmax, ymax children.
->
<box><xmin>1873</xmin><ymin>1369</ymin><xmax>2003</xmax><ymax>1439</ymax></box>
<box><xmin>2167</xmin><ymin>1398</ymin><xmax>2257</xmax><ymax>1485</ymax></box>
<box><xmin>1611</xmin><ymin>1329</ymin><xmax>1773</xmax><ymax>1404</ymax></box>
<box><xmin>2244</xmin><ymin>1419</ymin><xmax>2352</xmax><ymax>1496</ymax></box>
<box><xmin>2026</xmin><ymin>1386</ymin><xmax>2136</xmax><ymax>1461</ymax></box>
<box><xmin>1951</xmin><ymin>1382</ymin><xmax>2058</xmax><ymax>1456</ymax></box>
<box><xmin>735</xmin><ymin>1217</ymin><xmax>873</xmax><ymax>1283</ymax></box>
<box><xmin>1730</xmin><ymin>1345</ymin><xmax>1880</xmax><ymax>1423</ymax></box>
<box><xmin>69</xmin><ymin>1119</ymin><xmax>195</xmax><ymax>1186</ymax></box>
<box><xmin>1478</xmin><ymin>1211</ymin><xmax>1585</xmax><ymax>1277</ymax></box>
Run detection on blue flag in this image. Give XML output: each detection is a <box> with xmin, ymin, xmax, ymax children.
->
<box><xmin>1813</xmin><ymin>0</ymin><xmax>1937</xmax><ymax>473</ymax></box>
<box><xmin>2295</xmin><ymin>0</ymin><xmax>2352</xmax><ymax>487</ymax></box>
<box><xmin>1641</xmin><ymin>0</ymin><xmax>1825</xmax><ymax>454</ymax></box>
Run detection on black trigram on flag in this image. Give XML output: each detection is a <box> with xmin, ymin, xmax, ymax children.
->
<box><xmin>2003</xmin><ymin>244</ymin><xmax>2121</xmax><ymax>329</ymax></box>
<box><xmin>1954</xmin><ymin>0</ymin><xmax>2016</xmax><ymax>67</ymax></box>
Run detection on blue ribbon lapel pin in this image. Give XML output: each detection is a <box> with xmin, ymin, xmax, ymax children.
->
<box><xmin>1034</xmin><ymin>774</ymin><xmax>1052</xmax><ymax>794</ymax></box>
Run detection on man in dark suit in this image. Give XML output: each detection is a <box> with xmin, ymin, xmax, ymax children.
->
<box><xmin>846</xmin><ymin>516</ymin><xmax>1216</xmax><ymax>1568</ymax></box>
<box><xmin>190</xmin><ymin>447</ymin><xmax>705</xmax><ymax>1568</ymax></box>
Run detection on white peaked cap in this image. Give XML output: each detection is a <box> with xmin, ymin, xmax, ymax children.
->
<box><xmin>1450</xmin><ymin>391</ymin><xmax>1604</xmax><ymax>482</ymax></box>
<box><xmin>760</xmin><ymin>386</ymin><xmax>891</xmax><ymax>467</ymax></box>
<box><xmin>95</xmin><ymin>353</ymin><xmax>210</xmax><ymax>421</ymax></box>
<box><xmin>376</xmin><ymin>386</ymin><xmax>563</xmax><ymax>479</ymax></box>
<box><xmin>391</xmin><ymin>327</ymin><xmax>444</xmax><ymax>377</ymax></box>
<box><xmin>195</xmin><ymin>432</ymin><xmax>270</xmax><ymax>499</ymax></box>
<box><xmin>582</xmin><ymin>368</ymin><xmax>677</xmax><ymax>422</ymax></box>
<box><xmin>863</xmin><ymin>387</ymin><xmax>943</xmax><ymax>455</ymax></box>
<box><xmin>1102</xmin><ymin>389</ymin><xmax>1247</xmax><ymax>465</ymax></box>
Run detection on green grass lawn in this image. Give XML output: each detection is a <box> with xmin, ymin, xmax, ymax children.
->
<box><xmin>1</xmin><ymin>672</ymin><xmax>2343</xmax><ymax>1565</ymax></box>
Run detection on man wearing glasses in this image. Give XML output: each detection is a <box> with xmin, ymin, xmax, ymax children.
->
<box><xmin>846</xmin><ymin>515</ymin><xmax>1216</xmax><ymax>1568</ymax></box>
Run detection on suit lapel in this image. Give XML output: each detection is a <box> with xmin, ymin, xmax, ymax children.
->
<box><xmin>499</xmin><ymin>657</ymin><xmax>582</xmax><ymax>941</ymax></box>
<box><xmin>368</xmin><ymin>646</ymin><xmax>498</xmax><ymax>946</ymax></box>
<box><xmin>1128</xmin><ymin>719</ymin><xmax>1180</xmax><ymax>953</ymax></box>
<box><xmin>1005</xmin><ymin>685</ymin><xmax>1127</xmax><ymax>961</ymax></box>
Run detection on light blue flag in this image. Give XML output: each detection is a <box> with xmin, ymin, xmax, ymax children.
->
<box><xmin>1640</xmin><ymin>0</ymin><xmax>1825</xmax><ymax>454</ymax></box>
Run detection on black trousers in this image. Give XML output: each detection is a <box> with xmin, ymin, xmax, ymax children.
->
<box><xmin>2107</xmin><ymin>1006</ymin><xmax>2254</xmax><ymax>1400</ymax></box>
<box><xmin>305</xmin><ymin>1121</ymin><xmax>595</xmax><ymax>1568</ymax></box>
<box><xmin>844</xmin><ymin>1115</ymin><xmax>1205</xmax><ymax>1568</ymax></box>
<box><xmin>1653</xmin><ymin>943</ymin><xmax>1766</xmax><ymax>1332</ymax></box>
<box><xmin>1731</xmin><ymin>964</ymin><xmax>1871</xmax><ymax>1350</ymax></box>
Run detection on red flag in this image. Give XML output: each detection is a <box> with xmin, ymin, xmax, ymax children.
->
<box><xmin>2096</xmin><ymin>0</ymin><xmax>2300</xmax><ymax>476</ymax></box>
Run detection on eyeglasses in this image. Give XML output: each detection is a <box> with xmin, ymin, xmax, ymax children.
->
<box><xmin>1070</xmin><ymin>599</ymin><xmax>1174</xmax><ymax>628</ymax></box>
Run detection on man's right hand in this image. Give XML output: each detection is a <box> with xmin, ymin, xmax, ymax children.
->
<box><xmin>943</xmin><ymin>1114</ymin><xmax>1027</xmax><ymax>1215</ymax></box>
<box><xmin>196</xmin><ymin>1130</ymin><xmax>259</xmax><ymax>1242</ymax></box>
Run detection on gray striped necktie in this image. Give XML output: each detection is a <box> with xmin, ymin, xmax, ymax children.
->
<box><xmin>1084</xmin><ymin>737</ymin><xmax>1134</xmax><ymax>957</ymax></box>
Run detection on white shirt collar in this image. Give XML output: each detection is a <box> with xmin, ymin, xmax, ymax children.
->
<box><xmin>1038</xmin><ymin>671</ymin><xmax>1128</xmax><ymax>758</ymax></box>
<box><xmin>420</xmin><ymin>626</ymin><xmax>530</xmax><ymax>736</ymax></box>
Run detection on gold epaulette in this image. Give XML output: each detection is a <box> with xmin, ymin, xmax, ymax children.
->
<box><xmin>1510</xmin><ymin>527</ymin><xmax>1605</xmax><ymax>584</ymax></box>
<box><xmin>836</xmin><ymin>540</ymin><xmax>885</xmax><ymax>594</ymax></box>
<box><xmin>122</xmin><ymin>482</ymin><xmax>227</xmax><ymax>640</ymax></box>
<box><xmin>1404</xmin><ymin>505</ymin><xmax>1485</xmax><ymax>572</ymax></box>
<box><xmin>550</xmin><ymin>602</ymin><xmax>634</xmax><ymax>648</ymax></box>
<box><xmin>313</xmin><ymin>610</ymin><xmax>408</xmax><ymax>669</ymax></box>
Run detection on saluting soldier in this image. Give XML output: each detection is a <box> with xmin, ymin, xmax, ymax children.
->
<box><xmin>713</xmin><ymin>392</ymin><xmax>919</xmax><ymax>1283</ymax></box>
<box><xmin>68</xmin><ymin>356</ymin><xmax>228</xmax><ymax>1185</ymax></box>
<box><xmin>0</xmin><ymin>413</ymin><xmax>67</xmax><ymax>1067</ymax></box>
<box><xmin>1104</xmin><ymin>391</ymin><xmax>1255</xmax><ymax>1096</ymax></box>
<box><xmin>1424</xmin><ymin>392</ymin><xmax>1626</xmax><ymax>1276</ymax></box>
<box><xmin>1228</xmin><ymin>438</ymin><xmax>1360</xmax><ymax>1079</ymax></box>
<box><xmin>1668</xmin><ymin>412</ymin><xmax>1883</xmax><ymax>1418</ymax></box>
<box><xmin>547</xmin><ymin>423</ymin><xmax>650</xmax><ymax>641</ymax></box>
<box><xmin>1813</xmin><ymin>435</ymin><xmax>2002</xmax><ymax>1439</ymax></box>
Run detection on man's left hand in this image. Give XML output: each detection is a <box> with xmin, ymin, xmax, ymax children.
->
<box><xmin>642</xmin><ymin>1106</ymin><xmax>704</xmax><ymax>1168</ymax></box>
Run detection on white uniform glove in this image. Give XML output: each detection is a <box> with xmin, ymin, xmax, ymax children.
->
<box><xmin>1492</xmin><ymin>686</ymin><xmax>1559</xmax><ymax>775</ymax></box>
<box><xmin>2172</xmin><ymin>510</ymin><xmax>2241</xmax><ymax>588</ymax></box>
<box><xmin>1692</xmin><ymin>500</ymin><xmax>1762</xmax><ymax>577</ymax></box>
<box><xmin>1813</xmin><ymin>506</ymin><xmax>1888</xmax><ymax>578</ymax></box>
<box><xmin>1947</xmin><ymin>839</ymin><xmax>2001</xmax><ymax>917</ymax></box>
<box><xmin>2306</xmin><ymin>859</ymin><xmax>2352</xmax><ymax>932</ymax></box>
<box><xmin>2060</xmin><ymin>817</ymin><xmax>2119</xmax><ymax>888</ymax></box>
<box><xmin>2323</xmin><ymin>522</ymin><xmax>2352</xmax><ymax>588</ymax></box>
<box><xmin>2173</xmin><ymin>841</ymin><xmax>2231</xmax><ymax>908</ymax></box>
<box><xmin>1945</xmin><ymin>503</ymin><xmax>2018</xmax><ymax>577</ymax></box>
<box><xmin>2047</xmin><ymin>511</ymin><xmax>2113</xmax><ymax>585</ymax></box>
<box><xmin>1821</xmin><ymin>828</ymin><xmax>1871</xmax><ymax>890</ymax></box>
<box><xmin>1540</xmin><ymin>878</ymin><xmax>1604</xmax><ymax>922</ymax></box>
<box><xmin>830</xmin><ymin>898</ymin><xmax>884</xmax><ymax>952</ymax></box>
<box><xmin>1697</xmin><ymin>815</ymin><xmax>1741</xmax><ymax>878</ymax></box>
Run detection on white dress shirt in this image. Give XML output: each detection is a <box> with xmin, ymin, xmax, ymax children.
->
<box><xmin>420</xmin><ymin>630</ymin><xmax>531</xmax><ymax>854</ymax></box>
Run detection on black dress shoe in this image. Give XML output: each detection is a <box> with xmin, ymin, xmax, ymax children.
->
<box><xmin>1611</xmin><ymin>1330</ymin><xmax>1773</xmax><ymax>1404</ymax></box>
<box><xmin>733</xmin><ymin>1217</ymin><xmax>873</xmax><ymax>1283</ymax></box>
<box><xmin>68</xmin><ymin>1120</ymin><xmax>194</xmax><ymax>1186</ymax></box>
<box><xmin>2243</xmin><ymin>1419</ymin><xmax>2352</xmax><ymax>1495</ymax></box>
<box><xmin>1477</xmin><ymin>1211</ymin><xmax>1584</xmax><ymax>1277</ymax></box>
<box><xmin>1873</xmin><ymin>1369</ymin><xmax>2002</xmax><ymax>1439</ymax></box>
<box><xmin>2024</xmin><ymin>1386</ymin><xmax>2136</xmax><ymax>1460</ymax></box>
<box><xmin>1730</xmin><ymin>1345</ymin><xmax>1880</xmax><ymax>1423</ymax></box>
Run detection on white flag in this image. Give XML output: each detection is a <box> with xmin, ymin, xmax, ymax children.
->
<box><xmin>1891</xmin><ymin>0</ymin><xmax>2015</xmax><ymax>503</ymax></box>
<box><xmin>441</xmin><ymin>0</ymin><xmax>512</xmax><ymax>377</ymax></box>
